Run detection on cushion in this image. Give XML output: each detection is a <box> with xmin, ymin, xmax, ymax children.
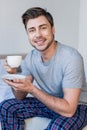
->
<box><xmin>83</xmin><ymin>126</ymin><xmax>87</xmax><ymax>130</ymax></box>
<box><xmin>25</xmin><ymin>117</ymin><xmax>51</xmax><ymax>130</ymax></box>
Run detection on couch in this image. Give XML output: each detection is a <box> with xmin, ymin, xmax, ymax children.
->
<box><xmin>0</xmin><ymin>54</ymin><xmax>87</xmax><ymax>130</ymax></box>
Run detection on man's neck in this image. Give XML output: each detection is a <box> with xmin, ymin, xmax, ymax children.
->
<box><xmin>41</xmin><ymin>41</ymin><xmax>57</xmax><ymax>62</ymax></box>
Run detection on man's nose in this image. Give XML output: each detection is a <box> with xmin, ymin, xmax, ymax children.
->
<box><xmin>35</xmin><ymin>29</ymin><xmax>41</xmax><ymax>37</ymax></box>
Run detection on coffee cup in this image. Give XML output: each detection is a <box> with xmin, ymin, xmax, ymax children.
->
<box><xmin>7</xmin><ymin>55</ymin><xmax>22</xmax><ymax>68</ymax></box>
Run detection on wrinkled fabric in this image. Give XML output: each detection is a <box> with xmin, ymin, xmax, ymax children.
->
<box><xmin>0</xmin><ymin>97</ymin><xmax>87</xmax><ymax>130</ymax></box>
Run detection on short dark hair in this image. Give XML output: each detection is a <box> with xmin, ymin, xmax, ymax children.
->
<box><xmin>22</xmin><ymin>7</ymin><xmax>54</xmax><ymax>29</ymax></box>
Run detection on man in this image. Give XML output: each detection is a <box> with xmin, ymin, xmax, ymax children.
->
<box><xmin>0</xmin><ymin>7</ymin><xmax>87</xmax><ymax>130</ymax></box>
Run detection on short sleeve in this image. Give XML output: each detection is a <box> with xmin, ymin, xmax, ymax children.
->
<box><xmin>62</xmin><ymin>54</ymin><xmax>85</xmax><ymax>89</ymax></box>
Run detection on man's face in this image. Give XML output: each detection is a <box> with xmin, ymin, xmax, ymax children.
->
<box><xmin>26</xmin><ymin>15</ymin><xmax>55</xmax><ymax>52</ymax></box>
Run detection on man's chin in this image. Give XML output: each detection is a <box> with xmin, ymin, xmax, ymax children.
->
<box><xmin>34</xmin><ymin>46</ymin><xmax>46</xmax><ymax>52</ymax></box>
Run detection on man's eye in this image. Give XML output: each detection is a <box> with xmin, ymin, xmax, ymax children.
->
<box><xmin>41</xmin><ymin>26</ymin><xmax>47</xmax><ymax>29</ymax></box>
<box><xmin>29</xmin><ymin>30</ymin><xmax>34</xmax><ymax>33</ymax></box>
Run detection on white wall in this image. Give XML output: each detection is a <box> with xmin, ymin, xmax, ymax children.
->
<box><xmin>0</xmin><ymin>0</ymin><xmax>80</xmax><ymax>54</ymax></box>
<box><xmin>78</xmin><ymin>0</ymin><xmax>87</xmax><ymax>75</ymax></box>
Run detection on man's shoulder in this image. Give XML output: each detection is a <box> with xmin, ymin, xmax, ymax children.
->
<box><xmin>58</xmin><ymin>42</ymin><xmax>82</xmax><ymax>59</ymax></box>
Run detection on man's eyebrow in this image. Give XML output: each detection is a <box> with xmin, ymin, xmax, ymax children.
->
<box><xmin>27</xmin><ymin>24</ymin><xmax>47</xmax><ymax>31</ymax></box>
<box><xmin>39</xmin><ymin>24</ymin><xmax>47</xmax><ymax>27</ymax></box>
<box><xmin>28</xmin><ymin>27</ymin><xmax>35</xmax><ymax>30</ymax></box>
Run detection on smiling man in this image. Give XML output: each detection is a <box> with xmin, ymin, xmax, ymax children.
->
<box><xmin>0</xmin><ymin>7</ymin><xmax>87</xmax><ymax>130</ymax></box>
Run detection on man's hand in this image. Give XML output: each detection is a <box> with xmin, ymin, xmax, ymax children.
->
<box><xmin>4</xmin><ymin>59</ymin><xmax>17</xmax><ymax>74</ymax></box>
<box><xmin>3</xmin><ymin>76</ymin><xmax>34</xmax><ymax>99</ymax></box>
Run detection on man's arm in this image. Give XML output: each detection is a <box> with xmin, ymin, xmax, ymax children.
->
<box><xmin>3</xmin><ymin>75</ymin><xmax>33</xmax><ymax>100</ymax></box>
<box><xmin>30</xmin><ymin>86</ymin><xmax>81</xmax><ymax>117</ymax></box>
<box><xmin>3</xmin><ymin>77</ymin><xmax>81</xmax><ymax>117</ymax></box>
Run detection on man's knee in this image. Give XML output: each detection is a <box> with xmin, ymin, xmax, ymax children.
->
<box><xmin>0</xmin><ymin>99</ymin><xmax>17</xmax><ymax>113</ymax></box>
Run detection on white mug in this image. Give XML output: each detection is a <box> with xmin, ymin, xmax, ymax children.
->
<box><xmin>7</xmin><ymin>55</ymin><xmax>22</xmax><ymax>68</ymax></box>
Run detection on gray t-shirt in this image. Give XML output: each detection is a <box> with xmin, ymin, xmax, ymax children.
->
<box><xmin>21</xmin><ymin>42</ymin><xmax>86</xmax><ymax>98</ymax></box>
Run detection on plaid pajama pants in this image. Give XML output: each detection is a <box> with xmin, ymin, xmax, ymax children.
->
<box><xmin>0</xmin><ymin>97</ymin><xmax>87</xmax><ymax>130</ymax></box>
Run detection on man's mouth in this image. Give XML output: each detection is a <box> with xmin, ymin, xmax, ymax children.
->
<box><xmin>35</xmin><ymin>39</ymin><xmax>45</xmax><ymax>46</ymax></box>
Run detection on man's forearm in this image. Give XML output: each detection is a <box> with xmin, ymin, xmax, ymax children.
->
<box><xmin>30</xmin><ymin>87</ymin><xmax>80</xmax><ymax>117</ymax></box>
